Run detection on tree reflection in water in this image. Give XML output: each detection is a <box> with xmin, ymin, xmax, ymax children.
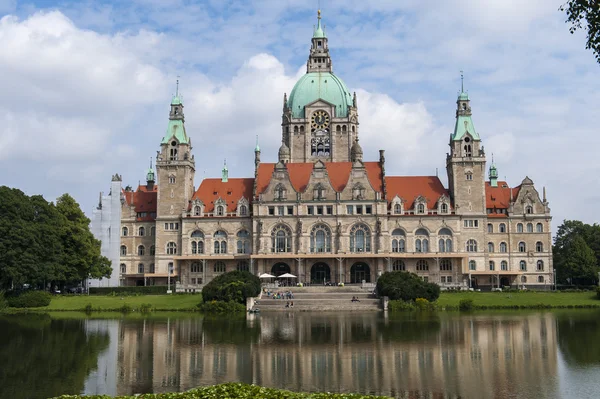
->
<box><xmin>0</xmin><ymin>314</ymin><xmax>109</xmax><ymax>399</ymax></box>
<box><xmin>557</xmin><ymin>310</ymin><xmax>600</xmax><ymax>365</ymax></box>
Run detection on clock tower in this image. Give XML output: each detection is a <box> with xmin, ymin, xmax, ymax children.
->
<box><xmin>282</xmin><ymin>10</ymin><xmax>359</xmax><ymax>163</ymax></box>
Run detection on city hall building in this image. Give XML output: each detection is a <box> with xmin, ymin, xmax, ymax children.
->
<box><xmin>92</xmin><ymin>12</ymin><xmax>553</xmax><ymax>290</ymax></box>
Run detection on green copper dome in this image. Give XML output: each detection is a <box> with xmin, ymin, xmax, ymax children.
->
<box><xmin>288</xmin><ymin>72</ymin><xmax>353</xmax><ymax>118</ymax></box>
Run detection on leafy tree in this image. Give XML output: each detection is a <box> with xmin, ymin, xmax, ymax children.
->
<box><xmin>560</xmin><ymin>1</ymin><xmax>600</xmax><ymax>63</ymax></box>
<box><xmin>554</xmin><ymin>220</ymin><xmax>600</xmax><ymax>285</ymax></box>
<box><xmin>376</xmin><ymin>271</ymin><xmax>441</xmax><ymax>302</ymax></box>
<box><xmin>202</xmin><ymin>271</ymin><xmax>261</xmax><ymax>304</ymax></box>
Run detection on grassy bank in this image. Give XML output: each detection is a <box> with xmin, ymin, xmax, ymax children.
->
<box><xmin>2</xmin><ymin>294</ymin><xmax>202</xmax><ymax>313</ymax></box>
<box><xmin>53</xmin><ymin>382</ymin><xmax>391</xmax><ymax>399</ymax></box>
<box><xmin>436</xmin><ymin>291</ymin><xmax>600</xmax><ymax>309</ymax></box>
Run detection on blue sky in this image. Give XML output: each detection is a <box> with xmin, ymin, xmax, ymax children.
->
<box><xmin>0</xmin><ymin>0</ymin><xmax>598</xmax><ymax>234</ymax></box>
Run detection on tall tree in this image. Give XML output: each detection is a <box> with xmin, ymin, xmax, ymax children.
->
<box><xmin>554</xmin><ymin>221</ymin><xmax>598</xmax><ymax>285</ymax></box>
<box><xmin>560</xmin><ymin>0</ymin><xmax>600</xmax><ymax>63</ymax></box>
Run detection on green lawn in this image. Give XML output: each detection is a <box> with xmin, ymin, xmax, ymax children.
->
<box><xmin>437</xmin><ymin>291</ymin><xmax>599</xmax><ymax>308</ymax></box>
<box><xmin>44</xmin><ymin>294</ymin><xmax>202</xmax><ymax>311</ymax></box>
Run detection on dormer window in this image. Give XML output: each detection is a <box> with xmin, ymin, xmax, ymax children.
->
<box><xmin>216</xmin><ymin>206</ymin><xmax>224</xmax><ymax>216</ymax></box>
<box><xmin>526</xmin><ymin>205</ymin><xmax>533</xmax><ymax>214</ymax></box>
<box><xmin>440</xmin><ymin>203</ymin><xmax>448</xmax><ymax>213</ymax></box>
<box><xmin>239</xmin><ymin>205</ymin><xmax>248</xmax><ymax>216</ymax></box>
<box><xmin>193</xmin><ymin>206</ymin><xmax>201</xmax><ymax>216</ymax></box>
<box><xmin>417</xmin><ymin>203</ymin><xmax>425</xmax><ymax>214</ymax></box>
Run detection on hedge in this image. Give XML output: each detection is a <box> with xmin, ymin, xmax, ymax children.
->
<box><xmin>7</xmin><ymin>291</ymin><xmax>51</xmax><ymax>308</ymax></box>
<box><xmin>52</xmin><ymin>382</ymin><xmax>393</xmax><ymax>399</ymax></box>
<box><xmin>197</xmin><ymin>300</ymin><xmax>246</xmax><ymax>313</ymax></box>
<box><xmin>89</xmin><ymin>286</ymin><xmax>171</xmax><ymax>295</ymax></box>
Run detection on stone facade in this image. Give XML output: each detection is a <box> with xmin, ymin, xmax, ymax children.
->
<box><xmin>103</xmin><ymin>12</ymin><xmax>553</xmax><ymax>290</ymax></box>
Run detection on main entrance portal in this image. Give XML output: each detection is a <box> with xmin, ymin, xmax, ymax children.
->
<box><xmin>350</xmin><ymin>262</ymin><xmax>371</xmax><ymax>284</ymax></box>
<box><xmin>310</xmin><ymin>263</ymin><xmax>331</xmax><ymax>284</ymax></box>
<box><xmin>271</xmin><ymin>262</ymin><xmax>291</xmax><ymax>277</ymax></box>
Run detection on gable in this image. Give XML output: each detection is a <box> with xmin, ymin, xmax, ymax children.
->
<box><xmin>385</xmin><ymin>176</ymin><xmax>448</xmax><ymax>210</ymax></box>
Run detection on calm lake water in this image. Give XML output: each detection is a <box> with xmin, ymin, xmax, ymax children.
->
<box><xmin>1</xmin><ymin>311</ymin><xmax>600</xmax><ymax>399</ymax></box>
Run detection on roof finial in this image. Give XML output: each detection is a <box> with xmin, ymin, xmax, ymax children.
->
<box><xmin>149</xmin><ymin>157</ymin><xmax>153</xmax><ymax>169</ymax></box>
<box><xmin>318</xmin><ymin>9</ymin><xmax>321</xmax><ymax>20</ymax></box>
<box><xmin>255</xmin><ymin>135</ymin><xmax>260</xmax><ymax>152</ymax></box>
<box><xmin>176</xmin><ymin>76</ymin><xmax>180</xmax><ymax>97</ymax></box>
<box><xmin>460</xmin><ymin>70</ymin><xmax>464</xmax><ymax>93</ymax></box>
<box><xmin>491</xmin><ymin>153</ymin><xmax>494</xmax><ymax>163</ymax></box>
<box><xmin>222</xmin><ymin>159</ymin><xmax>228</xmax><ymax>182</ymax></box>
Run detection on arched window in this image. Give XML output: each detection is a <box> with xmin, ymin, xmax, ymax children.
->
<box><xmin>391</xmin><ymin>229</ymin><xmax>405</xmax><ymax>253</ymax></box>
<box><xmin>237</xmin><ymin>230</ymin><xmax>251</xmax><ymax>254</ymax></box>
<box><xmin>150</xmin><ymin>226</ymin><xmax>156</xmax><ymax>236</ymax></box>
<box><xmin>416</xmin><ymin>260</ymin><xmax>429</xmax><ymax>271</ymax></box>
<box><xmin>214</xmin><ymin>261</ymin><xmax>226</xmax><ymax>273</ymax></box>
<box><xmin>466</xmin><ymin>239</ymin><xmax>478</xmax><ymax>252</ymax></box>
<box><xmin>166</xmin><ymin>242</ymin><xmax>177</xmax><ymax>255</ymax></box>
<box><xmin>415</xmin><ymin>228</ymin><xmax>429</xmax><ymax>253</ymax></box>
<box><xmin>520</xmin><ymin>260</ymin><xmax>527</xmax><ymax>271</ymax></box>
<box><xmin>394</xmin><ymin>203</ymin><xmax>402</xmax><ymax>214</ymax></box>
<box><xmin>237</xmin><ymin>261</ymin><xmax>249</xmax><ymax>272</ymax></box>
<box><xmin>488</xmin><ymin>242</ymin><xmax>494</xmax><ymax>253</ymax></box>
<box><xmin>521</xmin><ymin>275</ymin><xmax>527</xmax><ymax>283</ymax></box>
<box><xmin>487</xmin><ymin>223</ymin><xmax>493</xmax><ymax>233</ymax></box>
<box><xmin>538</xmin><ymin>276</ymin><xmax>544</xmax><ymax>283</ymax></box>
<box><xmin>536</xmin><ymin>223</ymin><xmax>543</xmax><ymax>233</ymax></box>
<box><xmin>191</xmin><ymin>262</ymin><xmax>202</xmax><ymax>273</ymax></box>
<box><xmin>149</xmin><ymin>263</ymin><xmax>155</xmax><ymax>273</ymax></box>
<box><xmin>194</xmin><ymin>206</ymin><xmax>201</xmax><ymax>216</ymax></box>
<box><xmin>489</xmin><ymin>261</ymin><xmax>495</xmax><ymax>271</ymax></box>
<box><xmin>438</xmin><ymin>228</ymin><xmax>452</xmax><ymax>253</ymax></box>
<box><xmin>537</xmin><ymin>260</ymin><xmax>544</xmax><ymax>271</ymax></box>
<box><xmin>138</xmin><ymin>263</ymin><xmax>145</xmax><ymax>274</ymax></box>
<box><xmin>499</xmin><ymin>223</ymin><xmax>506</xmax><ymax>233</ymax></box>
<box><xmin>168</xmin><ymin>175</ymin><xmax>176</xmax><ymax>184</ymax></box>
<box><xmin>191</xmin><ymin>230</ymin><xmax>205</xmax><ymax>254</ymax></box>
<box><xmin>139</xmin><ymin>227</ymin><xmax>145</xmax><ymax>236</ymax></box>
<box><xmin>469</xmin><ymin>260</ymin><xmax>476</xmax><ymax>270</ymax></box>
<box><xmin>137</xmin><ymin>245</ymin><xmax>145</xmax><ymax>256</ymax></box>
<box><xmin>536</xmin><ymin>242</ymin><xmax>543</xmax><ymax>252</ymax></box>
<box><xmin>527</xmin><ymin>223</ymin><xmax>533</xmax><ymax>233</ymax></box>
<box><xmin>500</xmin><ymin>242</ymin><xmax>507</xmax><ymax>253</ymax></box>
<box><xmin>239</xmin><ymin>205</ymin><xmax>248</xmax><ymax>216</ymax></box>
<box><xmin>392</xmin><ymin>260</ymin><xmax>405</xmax><ymax>271</ymax></box>
<box><xmin>350</xmin><ymin>223</ymin><xmax>371</xmax><ymax>253</ymax></box>
<box><xmin>275</xmin><ymin>184</ymin><xmax>286</xmax><ymax>200</ymax></box>
<box><xmin>501</xmin><ymin>260</ymin><xmax>508</xmax><ymax>271</ymax></box>
<box><xmin>149</xmin><ymin>245</ymin><xmax>155</xmax><ymax>256</ymax></box>
<box><xmin>518</xmin><ymin>242</ymin><xmax>526</xmax><ymax>252</ymax></box>
<box><xmin>216</xmin><ymin>206</ymin><xmax>224</xmax><ymax>216</ymax></box>
<box><xmin>526</xmin><ymin>205</ymin><xmax>533</xmax><ymax>214</ymax></box>
<box><xmin>417</xmin><ymin>203</ymin><xmax>426</xmax><ymax>214</ymax></box>
<box><xmin>271</xmin><ymin>225</ymin><xmax>292</xmax><ymax>253</ymax></box>
<box><xmin>440</xmin><ymin>203</ymin><xmax>449</xmax><ymax>214</ymax></box>
<box><xmin>517</xmin><ymin>223</ymin><xmax>523</xmax><ymax>233</ymax></box>
<box><xmin>120</xmin><ymin>263</ymin><xmax>126</xmax><ymax>274</ymax></box>
<box><xmin>120</xmin><ymin>245</ymin><xmax>127</xmax><ymax>256</ymax></box>
<box><xmin>440</xmin><ymin>259</ymin><xmax>452</xmax><ymax>271</ymax></box>
<box><xmin>122</xmin><ymin>227</ymin><xmax>128</xmax><ymax>236</ymax></box>
<box><xmin>214</xmin><ymin>230</ymin><xmax>228</xmax><ymax>254</ymax></box>
<box><xmin>310</xmin><ymin>224</ymin><xmax>332</xmax><ymax>253</ymax></box>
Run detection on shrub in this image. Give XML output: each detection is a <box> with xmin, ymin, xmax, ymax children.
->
<box><xmin>198</xmin><ymin>300</ymin><xmax>246</xmax><ymax>313</ymax></box>
<box><xmin>84</xmin><ymin>303</ymin><xmax>93</xmax><ymax>314</ymax></box>
<box><xmin>376</xmin><ymin>271</ymin><xmax>441</xmax><ymax>302</ymax></box>
<box><xmin>202</xmin><ymin>271</ymin><xmax>261</xmax><ymax>304</ymax></box>
<box><xmin>140</xmin><ymin>303</ymin><xmax>152</xmax><ymax>313</ymax></box>
<box><xmin>597</xmin><ymin>287</ymin><xmax>600</xmax><ymax>300</ymax></box>
<box><xmin>459</xmin><ymin>299</ymin><xmax>474</xmax><ymax>311</ymax></box>
<box><xmin>388</xmin><ymin>300</ymin><xmax>416</xmax><ymax>311</ymax></box>
<box><xmin>118</xmin><ymin>304</ymin><xmax>132</xmax><ymax>313</ymax></box>
<box><xmin>0</xmin><ymin>290</ymin><xmax>7</xmax><ymax>311</ymax></box>
<box><xmin>7</xmin><ymin>291</ymin><xmax>51</xmax><ymax>308</ymax></box>
<box><xmin>415</xmin><ymin>297</ymin><xmax>437</xmax><ymax>311</ymax></box>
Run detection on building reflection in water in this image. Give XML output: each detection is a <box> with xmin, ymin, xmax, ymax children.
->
<box><xmin>106</xmin><ymin>312</ymin><xmax>559</xmax><ymax>398</ymax></box>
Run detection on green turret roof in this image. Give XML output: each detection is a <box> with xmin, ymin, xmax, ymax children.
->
<box><xmin>146</xmin><ymin>167</ymin><xmax>155</xmax><ymax>182</ymax></box>
<box><xmin>452</xmin><ymin>114</ymin><xmax>479</xmax><ymax>141</ymax></box>
<box><xmin>288</xmin><ymin>72</ymin><xmax>353</xmax><ymax>118</ymax></box>
<box><xmin>171</xmin><ymin>95</ymin><xmax>182</xmax><ymax>105</ymax></box>
<box><xmin>161</xmin><ymin>119</ymin><xmax>189</xmax><ymax>144</ymax></box>
<box><xmin>313</xmin><ymin>10</ymin><xmax>326</xmax><ymax>38</ymax></box>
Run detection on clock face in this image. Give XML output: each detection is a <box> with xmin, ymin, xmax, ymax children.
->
<box><xmin>311</xmin><ymin>110</ymin><xmax>330</xmax><ymax>129</ymax></box>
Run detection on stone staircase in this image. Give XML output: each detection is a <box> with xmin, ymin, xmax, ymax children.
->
<box><xmin>254</xmin><ymin>286</ymin><xmax>381</xmax><ymax>312</ymax></box>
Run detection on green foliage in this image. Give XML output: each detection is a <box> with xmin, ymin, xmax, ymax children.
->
<box><xmin>202</xmin><ymin>271</ymin><xmax>261</xmax><ymax>304</ymax></box>
<box><xmin>0</xmin><ymin>187</ymin><xmax>111</xmax><ymax>290</ymax></box>
<box><xmin>139</xmin><ymin>303</ymin><xmax>152</xmax><ymax>313</ymax></box>
<box><xmin>7</xmin><ymin>291</ymin><xmax>51</xmax><ymax>308</ymax></box>
<box><xmin>198</xmin><ymin>300</ymin><xmax>246</xmax><ymax>313</ymax></box>
<box><xmin>376</xmin><ymin>271</ymin><xmax>441</xmax><ymax>302</ymax></box>
<box><xmin>459</xmin><ymin>298</ymin><xmax>474</xmax><ymax>311</ymax></box>
<box><xmin>597</xmin><ymin>287</ymin><xmax>600</xmax><ymax>300</ymax></box>
<box><xmin>554</xmin><ymin>220</ymin><xmax>599</xmax><ymax>285</ymax></box>
<box><xmin>0</xmin><ymin>291</ymin><xmax>6</xmax><ymax>311</ymax></box>
<box><xmin>89</xmin><ymin>286</ymin><xmax>172</xmax><ymax>295</ymax></box>
<box><xmin>388</xmin><ymin>300</ymin><xmax>416</xmax><ymax>311</ymax></box>
<box><xmin>84</xmin><ymin>303</ymin><xmax>93</xmax><ymax>314</ymax></box>
<box><xmin>118</xmin><ymin>304</ymin><xmax>132</xmax><ymax>314</ymax></box>
<box><xmin>414</xmin><ymin>298</ymin><xmax>436</xmax><ymax>311</ymax></box>
<box><xmin>51</xmin><ymin>382</ymin><xmax>394</xmax><ymax>398</ymax></box>
<box><xmin>560</xmin><ymin>1</ymin><xmax>600</xmax><ymax>64</ymax></box>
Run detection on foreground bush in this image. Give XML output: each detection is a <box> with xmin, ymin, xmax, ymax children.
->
<box><xmin>459</xmin><ymin>298</ymin><xmax>474</xmax><ymax>311</ymax></box>
<box><xmin>198</xmin><ymin>300</ymin><xmax>246</xmax><ymax>313</ymax></box>
<box><xmin>0</xmin><ymin>290</ymin><xmax>6</xmax><ymax>311</ymax></box>
<box><xmin>376</xmin><ymin>271</ymin><xmax>440</xmax><ymax>302</ymax></box>
<box><xmin>7</xmin><ymin>291</ymin><xmax>51</xmax><ymax>308</ymax></box>
<box><xmin>202</xmin><ymin>271</ymin><xmax>261</xmax><ymax>304</ymax></box>
<box><xmin>52</xmin><ymin>382</ymin><xmax>393</xmax><ymax>398</ymax></box>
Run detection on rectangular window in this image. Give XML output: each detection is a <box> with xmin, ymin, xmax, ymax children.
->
<box><xmin>278</xmin><ymin>206</ymin><xmax>284</xmax><ymax>216</ymax></box>
<box><xmin>175</xmin><ymin>223</ymin><xmax>179</xmax><ymax>230</ymax></box>
<box><xmin>463</xmin><ymin>220</ymin><xmax>479</xmax><ymax>228</ymax></box>
<box><xmin>287</xmin><ymin>206</ymin><xmax>294</xmax><ymax>215</ymax></box>
<box><xmin>164</xmin><ymin>223</ymin><xmax>168</xmax><ymax>230</ymax></box>
<box><xmin>326</xmin><ymin>205</ymin><xmax>333</xmax><ymax>215</ymax></box>
<box><xmin>268</xmin><ymin>206</ymin><xmax>275</xmax><ymax>215</ymax></box>
<box><xmin>441</xmin><ymin>276</ymin><xmax>446</xmax><ymax>283</ymax></box>
<box><xmin>347</xmin><ymin>205</ymin><xmax>353</xmax><ymax>215</ymax></box>
<box><xmin>308</xmin><ymin>206</ymin><xmax>314</xmax><ymax>215</ymax></box>
<box><xmin>356</xmin><ymin>205</ymin><xmax>363</xmax><ymax>215</ymax></box>
<box><xmin>317</xmin><ymin>206</ymin><xmax>323</xmax><ymax>215</ymax></box>
<box><xmin>191</xmin><ymin>278</ymin><xmax>196</xmax><ymax>285</ymax></box>
<box><xmin>447</xmin><ymin>276</ymin><xmax>452</xmax><ymax>283</ymax></box>
<box><xmin>365</xmin><ymin>205</ymin><xmax>372</xmax><ymax>214</ymax></box>
<box><xmin>169</xmin><ymin>223</ymin><xmax>174</xmax><ymax>230</ymax></box>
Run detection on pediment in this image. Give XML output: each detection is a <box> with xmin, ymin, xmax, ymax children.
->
<box><xmin>305</xmin><ymin>99</ymin><xmax>335</xmax><ymax>110</ymax></box>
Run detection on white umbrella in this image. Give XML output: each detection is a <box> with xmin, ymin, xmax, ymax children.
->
<box><xmin>279</xmin><ymin>273</ymin><xmax>297</xmax><ymax>278</ymax></box>
<box><xmin>259</xmin><ymin>273</ymin><xmax>276</xmax><ymax>279</ymax></box>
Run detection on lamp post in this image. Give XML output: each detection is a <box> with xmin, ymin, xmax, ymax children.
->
<box><xmin>167</xmin><ymin>263</ymin><xmax>172</xmax><ymax>294</ymax></box>
<box><xmin>554</xmin><ymin>268</ymin><xmax>557</xmax><ymax>291</ymax></box>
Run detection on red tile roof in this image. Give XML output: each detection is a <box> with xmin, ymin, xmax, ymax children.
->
<box><xmin>122</xmin><ymin>185</ymin><xmax>158</xmax><ymax>221</ymax></box>
<box><xmin>192</xmin><ymin>178</ymin><xmax>253</xmax><ymax>212</ymax></box>
<box><xmin>385</xmin><ymin>176</ymin><xmax>449</xmax><ymax>210</ymax></box>
<box><xmin>256</xmin><ymin>162</ymin><xmax>383</xmax><ymax>194</ymax></box>
<box><xmin>485</xmin><ymin>181</ymin><xmax>521</xmax><ymax>209</ymax></box>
